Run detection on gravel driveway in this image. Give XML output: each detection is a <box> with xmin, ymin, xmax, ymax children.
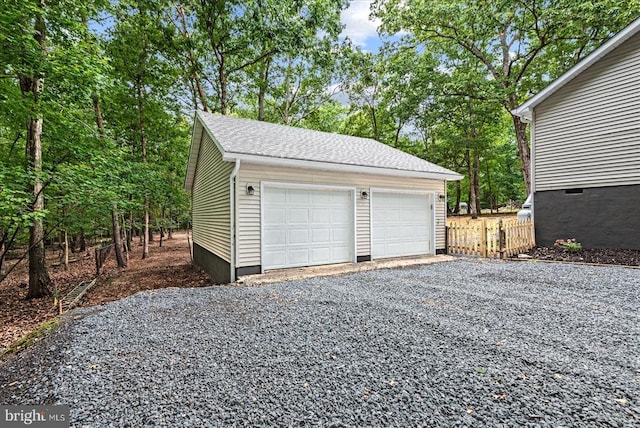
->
<box><xmin>1</xmin><ymin>260</ymin><xmax>639</xmax><ymax>427</ymax></box>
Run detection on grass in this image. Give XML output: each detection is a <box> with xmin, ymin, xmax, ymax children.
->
<box><xmin>1</xmin><ymin>318</ymin><xmax>60</xmax><ymax>360</ymax></box>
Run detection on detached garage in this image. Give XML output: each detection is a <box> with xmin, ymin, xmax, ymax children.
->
<box><xmin>185</xmin><ymin>111</ymin><xmax>462</xmax><ymax>283</ymax></box>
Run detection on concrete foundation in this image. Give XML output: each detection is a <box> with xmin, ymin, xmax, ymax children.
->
<box><xmin>534</xmin><ymin>184</ymin><xmax>640</xmax><ymax>249</ymax></box>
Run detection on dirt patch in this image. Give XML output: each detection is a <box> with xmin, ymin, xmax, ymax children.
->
<box><xmin>0</xmin><ymin>232</ymin><xmax>212</xmax><ymax>350</ymax></box>
<box><xmin>522</xmin><ymin>246</ymin><xmax>640</xmax><ymax>266</ymax></box>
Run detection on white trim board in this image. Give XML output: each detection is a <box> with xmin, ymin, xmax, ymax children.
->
<box><xmin>224</xmin><ymin>152</ymin><xmax>463</xmax><ymax>181</ymax></box>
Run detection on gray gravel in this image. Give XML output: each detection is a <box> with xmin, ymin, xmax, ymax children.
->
<box><xmin>1</xmin><ymin>260</ymin><xmax>639</xmax><ymax>427</ymax></box>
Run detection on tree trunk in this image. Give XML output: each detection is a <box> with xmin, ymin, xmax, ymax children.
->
<box><xmin>177</xmin><ymin>4</ymin><xmax>208</xmax><ymax>112</ymax></box>
<box><xmin>453</xmin><ymin>181</ymin><xmax>461</xmax><ymax>214</ymax></box>
<box><xmin>473</xmin><ymin>151</ymin><xmax>481</xmax><ymax>216</ymax></box>
<box><xmin>257</xmin><ymin>56</ymin><xmax>271</xmax><ymax>121</ymax></box>
<box><xmin>511</xmin><ymin>112</ymin><xmax>531</xmax><ymax>195</ymax></box>
<box><xmin>370</xmin><ymin>106</ymin><xmax>379</xmax><ymax>141</ymax></box>
<box><xmin>92</xmin><ymin>94</ymin><xmax>105</xmax><ymax>133</ymax></box>
<box><xmin>466</xmin><ymin>149</ymin><xmax>479</xmax><ymax>219</ymax></box>
<box><xmin>467</xmin><ymin>102</ymin><xmax>479</xmax><ymax>220</ymax></box>
<box><xmin>219</xmin><ymin>68</ymin><xmax>228</xmax><ymax>115</ymax></box>
<box><xmin>79</xmin><ymin>230</ymin><xmax>86</xmax><ymax>252</ymax></box>
<box><xmin>26</xmin><ymin>117</ymin><xmax>51</xmax><ymax>298</ymax></box>
<box><xmin>21</xmin><ymin>1</ymin><xmax>51</xmax><ymax>299</ymax></box>
<box><xmin>122</xmin><ymin>214</ymin><xmax>130</xmax><ymax>263</ymax></box>
<box><xmin>92</xmin><ymin>90</ymin><xmax>128</xmax><ymax>268</ymax></box>
<box><xmin>0</xmin><ymin>228</ymin><xmax>6</xmax><ymax>280</ymax></box>
<box><xmin>136</xmin><ymin>76</ymin><xmax>150</xmax><ymax>259</ymax></box>
<box><xmin>112</xmin><ymin>204</ymin><xmax>127</xmax><ymax>268</ymax></box>
<box><xmin>127</xmin><ymin>211</ymin><xmax>133</xmax><ymax>250</ymax></box>
<box><xmin>63</xmin><ymin>229</ymin><xmax>69</xmax><ymax>270</ymax></box>
<box><xmin>485</xmin><ymin>161</ymin><xmax>495</xmax><ymax>213</ymax></box>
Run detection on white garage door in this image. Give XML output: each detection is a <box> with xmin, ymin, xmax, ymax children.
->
<box><xmin>262</xmin><ymin>186</ymin><xmax>354</xmax><ymax>270</ymax></box>
<box><xmin>371</xmin><ymin>191</ymin><xmax>433</xmax><ymax>259</ymax></box>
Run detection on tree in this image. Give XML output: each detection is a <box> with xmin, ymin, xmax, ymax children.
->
<box><xmin>191</xmin><ymin>0</ymin><xmax>346</xmax><ymax>115</ymax></box>
<box><xmin>107</xmin><ymin>0</ymin><xmax>183</xmax><ymax>259</ymax></box>
<box><xmin>374</xmin><ymin>0</ymin><xmax>640</xmax><ymax>194</ymax></box>
<box><xmin>8</xmin><ymin>0</ymin><xmax>53</xmax><ymax>298</ymax></box>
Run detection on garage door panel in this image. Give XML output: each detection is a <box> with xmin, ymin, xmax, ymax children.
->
<box><xmin>371</xmin><ymin>192</ymin><xmax>433</xmax><ymax>259</ymax></box>
<box><xmin>311</xmin><ymin>247</ymin><xmax>331</xmax><ymax>262</ymax></box>
<box><xmin>288</xmin><ymin>248</ymin><xmax>310</xmax><ymax>265</ymax></box>
<box><xmin>265</xmin><ymin>188</ymin><xmax>286</xmax><ymax>204</ymax></box>
<box><xmin>263</xmin><ymin>186</ymin><xmax>354</xmax><ymax>270</ymax></box>
<box><xmin>331</xmin><ymin>226</ymin><xmax>351</xmax><ymax>241</ymax></box>
<box><xmin>264</xmin><ymin>208</ymin><xmax>286</xmax><ymax>225</ymax></box>
<box><xmin>312</xmin><ymin>208</ymin><xmax>331</xmax><ymax>223</ymax></box>
<box><xmin>264</xmin><ymin>250</ymin><xmax>286</xmax><ymax>267</ymax></box>
<box><xmin>264</xmin><ymin>229</ymin><xmax>286</xmax><ymax>245</ymax></box>
<box><xmin>288</xmin><ymin>229</ymin><xmax>309</xmax><ymax>244</ymax></box>
<box><xmin>288</xmin><ymin>208</ymin><xmax>309</xmax><ymax>224</ymax></box>
<box><xmin>331</xmin><ymin>245</ymin><xmax>351</xmax><ymax>261</ymax></box>
<box><xmin>312</xmin><ymin>192</ymin><xmax>332</xmax><ymax>204</ymax></box>
<box><xmin>312</xmin><ymin>228</ymin><xmax>331</xmax><ymax>243</ymax></box>
<box><xmin>287</xmin><ymin>189</ymin><xmax>310</xmax><ymax>204</ymax></box>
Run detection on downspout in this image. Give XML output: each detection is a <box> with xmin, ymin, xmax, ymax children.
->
<box><xmin>229</xmin><ymin>159</ymin><xmax>240</xmax><ymax>282</ymax></box>
<box><xmin>529</xmin><ymin>111</ymin><xmax>535</xmax><ymax>221</ymax></box>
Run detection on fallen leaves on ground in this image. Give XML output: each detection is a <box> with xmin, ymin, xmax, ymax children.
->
<box><xmin>0</xmin><ymin>232</ymin><xmax>212</xmax><ymax>350</ymax></box>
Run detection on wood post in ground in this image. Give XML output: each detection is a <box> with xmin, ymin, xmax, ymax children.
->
<box><xmin>480</xmin><ymin>218</ymin><xmax>488</xmax><ymax>257</ymax></box>
<box><xmin>498</xmin><ymin>219</ymin><xmax>504</xmax><ymax>259</ymax></box>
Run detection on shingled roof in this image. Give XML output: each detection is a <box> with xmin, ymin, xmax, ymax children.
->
<box><xmin>185</xmin><ymin>111</ymin><xmax>462</xmax><ymax>190</ymax></box>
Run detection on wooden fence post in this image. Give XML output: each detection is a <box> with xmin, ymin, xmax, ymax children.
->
<box><xmin>480</xmin><ymin>218</ymin><xmax>487</xmax><ymax>257</ymax></box>
<box><xmin>498</xmin><ymin>219</ymin><xmax>504</xmax><ymax>259</ymax></box>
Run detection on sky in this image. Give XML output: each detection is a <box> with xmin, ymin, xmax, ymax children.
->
<box><xmin>340</xmin><ymin>0</ymin><xmax>383</xmax><ymax>51</ymax></box>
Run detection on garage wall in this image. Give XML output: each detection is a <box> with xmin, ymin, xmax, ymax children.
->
<box><xmin>237</xmin><ymin>163</ymin><xmax>446</xmax><ymax>268</ymax></box>
<box><xmin>191</xmin><ymin>133</ymin><xmax>234</xmax><ymax>262</ymax></box>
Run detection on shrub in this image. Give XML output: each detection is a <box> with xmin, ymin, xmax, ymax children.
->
<box><xmin>554</xmin><ymin>238</ymin><xmax>582</xmax><ymax>253</ymax></box>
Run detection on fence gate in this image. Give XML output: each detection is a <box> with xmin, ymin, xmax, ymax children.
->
<box><xmin>446</xmin><ymin>218</ymin><xmax>535</xmax><ymax>258</ymax></box>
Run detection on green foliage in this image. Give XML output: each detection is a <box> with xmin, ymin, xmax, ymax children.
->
<box><xmin>1</xmin><ymin>0</ymin><xmax>634</xmax><ymax>280</ymax></box>
<box><xmin>554</xmin><ymin>239</ymin><xmax>583</xmax><ymax>253</ymax></box>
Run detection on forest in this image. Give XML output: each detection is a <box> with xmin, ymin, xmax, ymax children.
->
<box><xmin>1</xmin><ymin>0</ymin><xmax>639</xmax><ymax>299</ymax></box>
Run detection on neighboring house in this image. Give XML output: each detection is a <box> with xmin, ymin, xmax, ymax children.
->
<box><xmin>513</xmin><ymin>17</ymin><xmax>640</xmax><ymax>249</ymax></box>
<box><xmin>184</xmin><ymin>111</ymin><xmax>462</xmax><ymax>282</ymax></box>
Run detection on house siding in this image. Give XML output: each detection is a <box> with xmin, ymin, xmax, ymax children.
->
<box><xmin>236</xmin><ymin>163</ymin><xmax>446</xmax><ymax>268</ymax></box>
<box><xmin>191</xmin><ymin>133</ymin><xmax>234</xmax><ymax>262</ymax></box>
<box><xmin>534</xmin><ymin>31</ymin><xmax>640</xmax><ymax>191</ymax></box>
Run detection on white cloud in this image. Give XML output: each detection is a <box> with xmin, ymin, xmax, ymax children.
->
<box><xmin>340</xmin><ymin>1</ymin><xmax>381</xmax><ymax>48</ymax></box>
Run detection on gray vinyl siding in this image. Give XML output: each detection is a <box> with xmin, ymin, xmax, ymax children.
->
<box><xmin>534</xmin><ymin>31</ymin><xmax>640</xmax><ymax>191</ymax></box>
<box><xmin>191</xmin><ymin>133</ymin><xmax>234</xmax><ymax>262</ymax></box>
<box><xmin>236</xmin><ymin>163</ymin><xmax>446</xmax><ymax>268</ymax></box>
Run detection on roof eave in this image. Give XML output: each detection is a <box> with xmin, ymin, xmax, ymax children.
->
<box><xmin>185</xmin><ymin>111</ymin><xmax>229</xmax><ymax>191</ymax></box>
<box><xmin>513</xmin><ymin>16</ymin><xmax>640</xmax><ymax>118</ymax></box>
<box><xmin>184</xmin><ymin>112</ymin><xmax>203</xmax><ymax>191</ymax></box>
<box><xmin>224</xmin><ymin>152</ymin><xmax>463</xmax><ymax>181</ymax></box>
